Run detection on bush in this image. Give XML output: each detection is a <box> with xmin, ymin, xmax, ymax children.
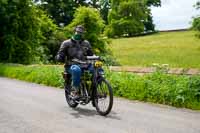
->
<box><xmin>65</xmin><ymin>7</ymin><xmax>106</xmax><ymax>54</ymax></box>
<box><xmin>0</xmin><ymin>1</ymin><xmax>58</xmax><ymax>64</ymax></box>
<box><xmin>42</xmin><ymin>28</ymin><xmax>71</xmax><ymax>63</ymax></box>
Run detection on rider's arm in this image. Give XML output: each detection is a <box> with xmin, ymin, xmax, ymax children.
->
<box><xmin>55</xmin><ymin>40</ymin><xmax>68</xmax><ymax>62</ymax></box>
<box><xmin>85</xmin><ymin>40</ymin><xmax>94</xmax><ymax>56</ymax></box>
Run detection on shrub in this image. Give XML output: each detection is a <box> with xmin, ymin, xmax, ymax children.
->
<box><xmin>65</xmin><ymin>6</ymin><xmax>106</xmax><ymax>54</ymax></box>
<box><xmin>0</xmin><ymin>1</ymin><xmax>57</xmax><ymax>64</ymax></box>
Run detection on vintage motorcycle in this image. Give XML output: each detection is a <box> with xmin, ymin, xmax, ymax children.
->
<box><xmin>63</xmin><ymin>56</ymin><xmax>113</xmax><ymax>116</ymax></box>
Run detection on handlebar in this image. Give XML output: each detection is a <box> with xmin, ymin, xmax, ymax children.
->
<box><xmin>71</xmin><ymin>59</ymin><xmax>87</xmax><ymax>64</ymax></box>
<box><xmin>86</xmin><ymin>55</ymin><xmax>100</xmax><ymax>60</ymax></box>
<box><xmin>71</xmin><ymin>56</ymin><xmax>101</xmax><ymax>65</ymax></box>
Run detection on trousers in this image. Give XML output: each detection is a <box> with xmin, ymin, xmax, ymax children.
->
<box><xmin>66</xmin><ymin>64</ymin><xmax>94</xmax><ymax>88</ymax></box>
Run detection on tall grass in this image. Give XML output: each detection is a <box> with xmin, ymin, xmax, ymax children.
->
<box><xmin>0</xmin><ymin>63</ymin><xmax>200</xmax><ymax>110</ymax></box>
<box><xmin>110</xmin><ymin>31</ymin><xmax>200</xmax><ymax>68</ymax></box>
<box><xmin>107</xmin><ymin>71</ymin><xmax>200</xmax><ymax>110</ymax></box>
<box><xmin>0</xmin><ymin>63</ymin><xmax>64</xmax><ymax>88</ymax></box>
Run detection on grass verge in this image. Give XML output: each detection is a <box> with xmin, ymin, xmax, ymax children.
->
<box><xmin>0</xmin><ymin>63</ymin><xmax>64</xmax><ymax>88</ymax></box>
<box><xmin>0</xmin><ymin>63</ymin><xmax>200</xmax><ymax>110</ymax></box>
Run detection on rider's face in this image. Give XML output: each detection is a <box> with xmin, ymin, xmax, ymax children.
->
<box><xmin>74</xmin><ymin>31</ymin><xmax>83</xmax><ymax>40</ymax></box>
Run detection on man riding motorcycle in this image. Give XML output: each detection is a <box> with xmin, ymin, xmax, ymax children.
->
<box><xmin>55</xmin><ymin>25</ymin><xmax>94</xmax><ymax>99</ymax></box>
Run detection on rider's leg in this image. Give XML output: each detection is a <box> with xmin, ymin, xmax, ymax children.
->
<box><xmin>68</xmin><ymin>65</ymin><xmax>81</xmax><ymax>88</ymax></box>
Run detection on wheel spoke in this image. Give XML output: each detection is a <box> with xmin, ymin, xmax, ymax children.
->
<box><xmin>95</xmin><ymin>78</ymin><xmax>113</xmax><ymax>115</ymax></box>
<box><xmin>65</xmin><ymin>84</ymin><xmax>78</xmax><ymax>108</ymax></box>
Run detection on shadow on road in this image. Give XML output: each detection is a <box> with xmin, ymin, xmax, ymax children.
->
<box><xmin>69</xmin><ymin>107</ymin><xmax>121</xmax><ymax>120</ymax></box>
<box><xmin>70</xmin><ymin>107</ymin><xmax>97</xmax><ymax>118</ymax></box>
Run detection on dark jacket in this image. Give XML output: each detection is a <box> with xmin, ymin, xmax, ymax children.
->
<box><xmin>56</xmin><ymin>38</ymin><xmax>93</xmax><ymax>67</ymax></box>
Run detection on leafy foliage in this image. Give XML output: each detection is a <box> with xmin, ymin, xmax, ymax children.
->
<box><xmin>107</xmin><ymin>70</ymin><xmax>200</xmax><ymax>110</ymax></box>
<box><xmin>64</xmin><ymin>6</ymin><xmax>118</xmax><ymax>65</ymax></box>
<box><xmin>34</xmin><ymin>0</ymin><xmax>89</xmax><ymax>26</ymax></box>
<box><xmin>105</xmin><ymin>0</ymin><xmax>161</xmax><ymax>37</ymax></box>
<box><xmin>87</xmin><ymin>0</ymin><xmax>110</xmax><ymax>24</ymax></box>
<box><xmin>0</xmin><ymin>0</ymin><xmax>57</xmax><ymax>64</ymax></box>
<box><xmin>195</xmin><ymin>1</ymin><xmax>200</xmax><ymax>9</ymax></box>
<box><xmin>65</xmin><ymin>7</ymin><xmax>106</xmax><ymax>54</ymax></box>
<box><xmin>105</xmin><ymin>0</ymin><xmax>147</xmax><ymax>37</ymax></box>
<box><xmin>146</xmin><ymin>0</ymin><xmax>161</xmax><ymax>7</ymax></box>
<box><xmin>34</xmin><ymin>0</ymin><xmax>110</xmax><ymax>26</ymax></box>
<box><xmin>193</xmin><ymin>17</ymin><xmax>200</xmax><ymax>38</ymax></box>
<box><xmin>0</xmin><ymin>0</ymin><xmax>162</xmax><ymax>64</ymax></box>
<box><xmin>144</xmin><ymin>0</ymin><xmax>161</xmax><ymax>32</ymax></box>
<box><xmin>192</xmin><ymin>1</ymin><xmax>200</xmax><ymax>38</ymax></box>
<box><xmin>42</xmin><ymin>29</ymin><xmax>70</xmax><ymax>63</ymax></box>
<box><xmin>99</xmin><ymin>0</ymin><xmax>110</xmax><ymax>24</ymax></box>
<box><xmin>143</xmin><ymin>12</ymin><xmax>155</xmax><ymax>32</ymax></box>
<box><xmin>0</xmin><ymin>63</ymin><xmax>63</xmax><ymax>87</ymax></box>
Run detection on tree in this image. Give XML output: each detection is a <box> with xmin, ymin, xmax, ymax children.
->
<box><xmin>0</xmin><ymin>0</ymin><xmax>57</xmax><ymax>64</ymax></box>
<box><xmin>192</xmin><ymin>1</ymin><xmax>200</xmax><ymax>38</ymax></box>
<box><xmin>196</xmin><ymin>1</ymin><xmax>200</xmax><ymax>9</ymax></box>
<box><xmin>90</xmin><ymin>0</ymin><xmax>161</xmax><ymax>28</ymax></box>
<box><xmin>88</xmin><ymin>0</ymin><xmax>111</xmax><ymax>24</ymax></box>
<box><xmin>105</xmin><ymin>0</ymin><xmax>161</xmax><ymax>37</ymax></box>
<box><xmin>34</xmin><ymin>0</ymin><xmax>89</xmax><ymax>26</ymax></box>
<box><xmin>105</xmin><ymin>0</ymin><xmax>147</xmax><ymax>37</ymax></box>
<box><xmin>146</xmin><ymin>0</ymin><xmax>161</xmax><ymax>7</ymax></box>
<box><xmin>144</xmin><ymin>0</ymin><xmax>161</xmax><ymax>32</ymax></box>
<box><xmin>34</xmin><ymin>0</ymin><xmax>111</xmax><ymax>26</ymax></box>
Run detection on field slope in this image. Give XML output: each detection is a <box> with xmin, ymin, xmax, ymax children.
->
<box><xmin>110</xmin><ymin>31</ymin><xmax>200</xmax><ymax>68</ymax></box>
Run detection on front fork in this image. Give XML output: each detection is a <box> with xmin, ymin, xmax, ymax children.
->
<box><xmin>91</xmin><ymin>73</ymin><xmax>104</xmax><ymax>106</ymax></box>
<box><xmin>62</xmin><ymin>72</ymin><xmax>71</xmax><ymax>94</ymax></box>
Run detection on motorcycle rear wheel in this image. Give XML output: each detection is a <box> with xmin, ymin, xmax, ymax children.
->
<box><xmin>65</xmin><ymin>84</ymin><xmax>79</xmax><ymax>108</ymax></box>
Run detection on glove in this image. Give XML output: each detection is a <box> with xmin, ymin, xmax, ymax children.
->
<box><xmin>55</xmin><ymin>53</ymin><xmax>65</xmax><ymax>62</ymax></box>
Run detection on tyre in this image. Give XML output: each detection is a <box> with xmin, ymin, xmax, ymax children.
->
<box><xmin>65</xmin><ymin>84</ymin><xmax>78</xmax><ymax>108</ymax></box>
<box><xmin>94</xmin><ymin>78</ymin><xmax>113</xmax><ymax>116</ymax></box>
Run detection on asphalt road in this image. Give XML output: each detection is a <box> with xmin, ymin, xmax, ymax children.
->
<box><xmin>0</xmin><ymin>77</ymin><xmax>200</xmax><ymax>133</ymax></box>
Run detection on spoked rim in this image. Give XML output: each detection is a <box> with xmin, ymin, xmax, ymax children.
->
<box><xmin>95</xmin><ymin>78</ymin><xmax>113</xmax><ymax>116</ymax></box>
<box><xmin>65</xmin><ymin>85</ymin><xmax>79</xmax><ymax>108</ymax></box>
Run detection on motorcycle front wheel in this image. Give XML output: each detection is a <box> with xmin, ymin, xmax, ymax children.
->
<box><xmin>94</xmin><ymin>78</ymin><xmax>113</xmax><ymax>116</ymax></box>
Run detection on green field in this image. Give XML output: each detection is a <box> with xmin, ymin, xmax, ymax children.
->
<box><xmin>110</xmin><ymin>31</ymin><xmax>200</xmax><ymax>68</ymax></box>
